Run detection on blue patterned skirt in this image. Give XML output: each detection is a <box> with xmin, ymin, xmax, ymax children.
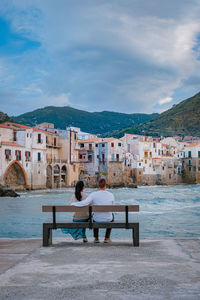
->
<box><xmin>61</xmin><ymin>218</ymin><xmax>88</xmax><ymax>240</ymax></box>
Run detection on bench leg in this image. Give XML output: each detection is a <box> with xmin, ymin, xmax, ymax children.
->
<box><xmin>43</xmin><ymin>225</ymin><xmax>52</xmax><ymax>247</ymax></box>
<box><xmin>132</xmin><ymin>224</ymin><xmax>139</xmax><ymax>247</ymax></box>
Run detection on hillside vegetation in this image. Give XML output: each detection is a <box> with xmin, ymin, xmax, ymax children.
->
<box><xmin>12</xmin><ymin>106</ymin><xmax>157</xmax><ymax>135</ymax></box>
<box><xmin>108</xmin><ymin>92</ymin><xmax>200</xmax><ymax>138</ymax></box>
<box><xmin>0</xmin><ymin>111</ymin><xmax>13</xmax><ymax>123</ymax></box>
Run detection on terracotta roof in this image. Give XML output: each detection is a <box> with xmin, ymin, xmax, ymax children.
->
<box><xmin>0</xmin><ymin>124</ymin><xmax>13</xmax><ymax>129</ymax></box>
<box><xmin>2</xmin><ymin>122</ymin><xmax>50</xmax><ymax>134</ymax></box>
<box><xmin>100</xmin><ymin>138</ymin><xmax>121</xmax><ymax>142</ymax></box>
<box><xmin>3</xmin><ymin>122</ymin><xmax>32</xmax><ymax>130</ymax></box>
<box><xmin>184</xmin><ymin>143</ymin><xmax>200</xmax><ymax>148</ymax></box>
<box><xmin>78</xmin><ymin>138</ymin><xmax>102</xmax><ymax>143</ymax></box>
<box><xmin>33</xmin><ymin>128</ymin><xmax>49</xmax><ymax>134</ymax></box>
<box><xmin>1</xmin><ymin>141</ymin><xmax>23</xmax><ymax>147</ymax></box>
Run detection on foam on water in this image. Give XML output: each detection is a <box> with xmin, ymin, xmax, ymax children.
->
<box><xmin>0</xmin><ymin>185</ymin><xmax>200</xmax><ymax>238</ymax></box>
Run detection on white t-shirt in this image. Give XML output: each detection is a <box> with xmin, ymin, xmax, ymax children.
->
<box><xmin>71</xmin><ymin>190</ymin><xmax>115</xmax><ymax>222</ymax></box>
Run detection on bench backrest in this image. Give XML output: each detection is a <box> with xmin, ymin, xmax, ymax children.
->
<box><xmin>42</xmin><ymin>205</ymin><xmax>139</xmax><ymax>213</ymax></box>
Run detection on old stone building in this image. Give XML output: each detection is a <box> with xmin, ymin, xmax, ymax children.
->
<box><xmin>0</xmin><ymin>122</ymin><xmax>81</xmax><ymax>190</ymax></box>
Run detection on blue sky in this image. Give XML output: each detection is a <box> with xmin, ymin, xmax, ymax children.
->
<box><xmin>0</xmin><ymin>0</ymin><xmax>200</xmax><ymax>116</ymax></box>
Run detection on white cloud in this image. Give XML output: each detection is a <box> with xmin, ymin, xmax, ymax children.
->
<box><xmin>158</xmin><ymin>97</ymin><xmax>173</xmax><ymax>105</ymax></box>
<box><xmin>0</xmin><ymin>0</ymin><xmax>200</xmax><ymax>115</ymax></box>
<box><xmin>47</xmin><ymin>93</ymin><xmax>71</xmax><ymax>107</ymax></box>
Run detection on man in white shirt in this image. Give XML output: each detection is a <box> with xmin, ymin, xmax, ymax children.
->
<box><xmin>71</xmin><ymin>178</ymin><xmax>114</xmax><ymax>243</ymax></box>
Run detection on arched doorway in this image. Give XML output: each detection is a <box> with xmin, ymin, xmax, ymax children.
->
<box><xmin>46</xmin><ymin>165</ymin><xmax>52</xmax><ymax>188</ymax></box>
<box><xmin>54</xmin><ymin>165</ymin><xmax>60</xmax><ymax>188</ymax></box>
<box><xmin>3</xmin><ymin>161</ymin><xmax>27</xmax><ymax>190</ymax></box>
<box><xmin>61</xmin><ymin>165</ymin><xmax>67</xmax><ymax>187</ymax></box>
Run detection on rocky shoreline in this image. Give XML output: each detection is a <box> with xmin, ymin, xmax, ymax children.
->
<box><xmin>0</xmin><ymin>185</ymin><xmax>20</xmax><ymax>197</ymax></box>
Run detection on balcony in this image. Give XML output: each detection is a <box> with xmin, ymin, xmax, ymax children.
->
<box><xmin>47</xmin><ymin>158</ymin><xmax>68</xmax><ymax>164</ymax></box>
<box><xmin>46</xmin><ymin>142</ymin><xmax>62</xmax><ymax>148</ymax></box>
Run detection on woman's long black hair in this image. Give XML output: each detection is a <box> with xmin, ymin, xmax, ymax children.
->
<box><xmin>75</xmin><ymin>181</ymin><xmax>84</xmax><ymax>201</ymax></box>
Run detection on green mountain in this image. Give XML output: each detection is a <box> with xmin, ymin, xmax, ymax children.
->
<box><xmin>0</xmin><ymin>111</ymin><xmax>13</xmax><ymax>123</ymax></box>
<box><xmin>108</xmin><ymin>92</ymin><xmax>200</xmax><ymax>138</ymax></box>
<box><xmin>12</xmin><ymin>106</ymin><xmax>157</xmax><ymax>135</ymax></box>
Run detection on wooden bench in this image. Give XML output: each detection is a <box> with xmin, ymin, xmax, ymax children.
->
<box><xmin>42</xmin><ymin>205</ymin><xmax>140</xmax><ymax>247</ymax></box>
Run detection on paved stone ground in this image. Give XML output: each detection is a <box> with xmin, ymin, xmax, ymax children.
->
<box><xmin>0</xmin><ymin>238</ymin><xmax>200</xmax><ymax>300</ymax></box>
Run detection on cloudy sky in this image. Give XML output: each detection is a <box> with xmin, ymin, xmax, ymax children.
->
<box><xmin>0</xmin><ymin>0</ymin><xmax>200</xmax><ymax>116</ymax></box>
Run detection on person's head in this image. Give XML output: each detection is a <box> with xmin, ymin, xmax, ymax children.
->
<box><xmin>75</xmin><ymin>181</ymin><xmax>85</xmax><ymax>201</ymax></box>
<box><xmin>98</xmin><ymin>178</ymin><xmax>106</xmax><ymax>190</ymax></box>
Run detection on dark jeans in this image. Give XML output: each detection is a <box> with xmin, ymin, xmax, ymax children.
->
<box><xmin>93</xmin><ymin>215</ymin><xmax>114</xmax><ymax>239</ymax></box>
<box><xmin>94</xmin><ymin>227</ymin><xmax>111</xmax><ymax>239</ymax></box>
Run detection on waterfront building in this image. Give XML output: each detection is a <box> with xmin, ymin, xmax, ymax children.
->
<box><xmin>0</xmin><ymin>122</ymin><xmax>81</xmax><ymax>190</ymax></box>
<box><xmin>98</xmin><ymin>138</ymin><xmax>124</xmax><ymax>186</ymax></box>
<box><xmin>0</xmin><ymin>122</ymin><xmax>47</xmax><ymax>189</ymax></box>
<box><xmin>181</xmin><ymin>144</ymin><xmax>200</xmax><ymax>184</ymax></box>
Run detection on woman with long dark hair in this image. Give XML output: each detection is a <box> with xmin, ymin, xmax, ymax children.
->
<box><xmin>62</xmin><ymin>181</ymin><xmax>89</xmax><ymax>242</ymax></box>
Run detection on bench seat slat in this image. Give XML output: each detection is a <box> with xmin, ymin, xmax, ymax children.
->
<box><xmin>43</xmin><ymin>222</ymin><xmax>139</xmax><ymax>229</ymax></box>
<box><xmin>42</xmin><ymin>205</ymin><xmax>139</xmax><ymax>212</ymax></box>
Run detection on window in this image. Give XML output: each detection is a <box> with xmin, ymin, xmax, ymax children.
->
<box><xmin>158</xmin><ymin>150</ymin><xmax>160</xmax><ymax>155</ymax></box>
<box><xmin>188</xmin><ymin>160</ymin><xmax>192</xmax><ymax>166</ymax></box>
<box><xmin>97</xmin><ymin>155</ymin><xmax>99</xmax><ymax>159</ymax></box>
<box><xmin>111</xmin><ymin>142</ymin><xmax>114</xmax><ymax>147</ymax></box>
<box><xmin>111</xmin><ymin>154</ymin><xmax>114</xmax><ymax>161</ymax></box>
<box><xmin>188</xmin><ymin>151</ymin><xmax>191</xmax><ymax>158</ymax></box>
<box><xmin>169</xmin><ymin>174</ymin><xmax>171</xmax><ymax>179</ymax></box>
<box><xmin>128</xmin><ymin>144</ymin><xmax>130</xmax><ymax>152</ymax></box>
<box><xmin>54</xmin><ymin>138</ymin><xmax>56</xmax><ymax>146</ymax></box>
<box><xmin>102</xmin><ymin>153</ymin><xmax>105</xmax><ymax>164</ymax></box>
<box><xmin>38</xmin><ymin>152</ymin><xmax>41</xmax><ymax>162</ymax></box>
<box><xmin>144</xmin><ymin>152</ymin><xmax>148</xmax><ymax>158</ymax></box>
<box><xmin>79</xmin><ymin>154</ymin><xmax>83</xmax><ymax>159</ymax></box>
<box><xmin>149</xmin><ymin>152</ymin><xmax>152</xmax><ymax>157</ymax></box>
<box><xmin>89</xmin><ymin>144</ymin><xmax>92</xmax><ymax>150</ymax></box>
<box><xmin>80</xmin><ymin>143</ymin><xmax>84</xmax><ymax>148</ymax></box>
<box><xmin>116</xmin><ymin>154</ymin><xmax>119</xmax><ymax>161</ymax></box>
<box><xmin>5</xmin><ymin>149</ymin><xmax>11</xmax><ymax>160</ymax></box>
<box><xmin>145</xmin><ymin>160</ymin><xmax>147</xmax><ymax>164</ymax></box>
<box><xmin>74</xmin><ymin>133</ymin><xmax>77</xmax><ymax>140</ymax></box>
<box><xmin>189</xmin><ymin>166</ymin><xmax>192</xmax><ymax>171</ymax></box>
<box><xmin>15</xmin><ymin>150</ymin><xmax>21</xmax><ymax>161</ymax></box>
<box><xmin>88</xmin><ymin>154</ymin><xmax>92</xmax><ymax>162</ymax></box>
<box><xmin>38</xmin><ymin>134</ymin><xmax>41</xmax><ymax>143</ymax></box>
<box><xmin>25</xmin><ymin>151</ymin><xmax>31</xmax><ymax>161</ymax></box>
<box><xmin>95</xmin><ymin>144</ymin><xmax>98</xmax><ymax>147</ymax></box>
<box><xmin>139</xmin><ymin>163</ymin><xmax>141</xmax><ymax>166</ymax></box>
<box><xmin>46</xmin><ymin>136</ymin><xmax>48</xmax><ymax>144</ymax></box>
<box><xmin>102</xmin><ymin>144</ymin><xmax>105</xmax><ymax>147</ymax></box>
<box><xmin>198</xmin><ymin>151</ymin><xmax>200</xmax><ymax>158</ymax></box>
<box><xmin>13</xmin><ymin>131</ymin><xmax>17</xmax><ymax>142</ymax></box>
<box><xmin>118</xmin><ymin>143</ymin><xmax>121</xmax><ymax>147</ymax></box>
<box><xmin>153</xmin><ymin>142</ymin><xmax>156</xmax><ymax>148</ymax></box>
<box><xmin>177</xmin><ymin>167</ymin><xmax>181</xmax><ymax>174</ymax></box>
<box><xmin>27</xmin><ymin>133</ymin><xmax>29</xmax><ymax>138</ymax></box>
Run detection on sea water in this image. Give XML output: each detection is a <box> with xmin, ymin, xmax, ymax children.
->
<box><xmin>0</xmin><ymin>185</ymin><xmax>199</xmax><ymax>239</ymax></box>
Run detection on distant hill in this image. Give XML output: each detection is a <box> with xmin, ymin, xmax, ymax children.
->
<box><xmin>0</xmin><ymin>111</ymin><xmax>13</xmax><ymax>123</ymax></box>
<box><xmin>108</xmin><ymin>92</ymin><xmax>200</xmax><ymax>138</ymax></box>
<box><xmin>12</xmin><ymin>106</ymin><xmax>157</xmax><ymax>135</ymax></box>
